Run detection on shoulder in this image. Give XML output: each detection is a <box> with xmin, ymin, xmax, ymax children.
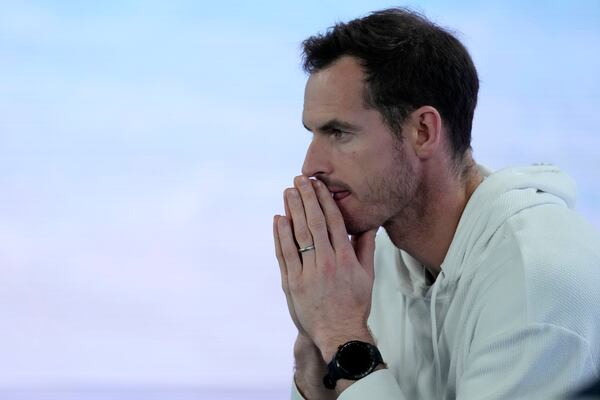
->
<box><xmin>474</xmin><ymin>203</ymin><xmax>600</xmax><ymax>338</ymax></box>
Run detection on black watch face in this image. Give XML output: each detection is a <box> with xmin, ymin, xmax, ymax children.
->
<box><xmin>337</xmin><ymin>341</ymin><xmax>374</xmax><ymax>377</ymax></box>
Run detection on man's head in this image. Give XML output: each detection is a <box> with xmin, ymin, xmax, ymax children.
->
<box><xmin>302</xmin><ymin>7</ymin><xmax>479</xmax><ymax>163</ymax></box>
<box><xmin>300</xmin><ymin>8</ymin><xmax>480</xmax><ymax>235</ymax></box>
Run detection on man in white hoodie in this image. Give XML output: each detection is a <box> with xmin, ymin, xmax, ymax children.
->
<box><xmin>272</xmin><ymin>8</ymin><xmax>600</xmax><ymax>399</ymax></box>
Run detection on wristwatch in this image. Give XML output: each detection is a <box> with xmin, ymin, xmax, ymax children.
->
<box><xmin>323</xmin><ymin>340</ymin><xmax>384</xmax><ymax>390</ymax></box>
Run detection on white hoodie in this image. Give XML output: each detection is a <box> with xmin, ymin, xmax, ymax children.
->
<box><xmin>292</xmin><ymin>165</ymin><xmax>600</xmax><ymax>399</ymax></box>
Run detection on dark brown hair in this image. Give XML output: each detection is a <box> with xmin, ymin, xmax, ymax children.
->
<box><xmin>302</xmin><ymin>8</ymin><xmax>479</xmax><ymax>160</ymax></box>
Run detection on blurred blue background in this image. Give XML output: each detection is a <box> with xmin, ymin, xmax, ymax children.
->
<box><xmin>1</xmin><ymin>0</ymin><xmax>599</xmax><ymax>398</ymax></box>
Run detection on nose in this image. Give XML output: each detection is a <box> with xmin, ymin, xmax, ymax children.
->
<box><xmin>301</xmin><ymin>136</ymin><xmax>332</xmax><ymax>177</ymax></box>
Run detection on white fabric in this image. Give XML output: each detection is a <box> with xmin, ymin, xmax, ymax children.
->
<box><xmin>291</xmin><ymin>165</ymin><xmax>600</xmax><ymax>399</ymax></box>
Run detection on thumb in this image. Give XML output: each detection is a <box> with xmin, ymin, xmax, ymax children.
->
<box><xmin>352</xmin><ymin>228</ymin><xmax>378</xmax><ymax>278</ymax></box>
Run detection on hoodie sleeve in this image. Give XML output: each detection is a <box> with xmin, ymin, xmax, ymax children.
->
<box><xmin>291</xmin><ymin>369</ymin><xmax>409</xmax><ymax>399</ymax></box>
<box><xmin>456</xmin><ymin>323</ymin><xmax>597</xmax><ymax>399</ymax></box>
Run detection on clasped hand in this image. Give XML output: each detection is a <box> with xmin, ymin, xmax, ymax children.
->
<box><xmin>273</xmin><ymin>175</ymin><xmax>377</xmax><ymax>361</ymax></box>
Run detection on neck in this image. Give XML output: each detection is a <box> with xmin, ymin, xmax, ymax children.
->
<box><xmin>383</xmin><ymin>158</ymin><xmax>483</xmax><ymax>278</ymax></box>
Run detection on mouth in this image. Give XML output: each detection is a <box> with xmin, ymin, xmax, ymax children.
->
<box><xmin>331</xmin><ymin>191</ymin><xmax>351</xmax><ymax>201</ymax></box>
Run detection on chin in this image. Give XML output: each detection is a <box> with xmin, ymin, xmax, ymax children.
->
<box><xmin>343</xmin><ymin>214</ymin><xmax>380</xmax><ymax>236</ymax></box>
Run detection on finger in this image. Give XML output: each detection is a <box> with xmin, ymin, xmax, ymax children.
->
<box><xmin>285</xmin><ymin>187</ymin><xmax>314</xmax><ymax>249</ymax></box>
<box><xmin>286</xmin><ymin>187</ymin><xmax>320</xmax><ymax>265</ymax></box>
<box><xmin>352</xmin><ymin>228</ymin><xmax>378</xmax><ymax>278</ymax></box>
<box><xmin>312</xmin><ymin>178</ymin><xmax>352</xmax><ymax>252</ymax></box>
<box><xmin>294</xmin><ymin>176</ymin><xmax>333</xmax><ymax>257</ymax></box>
<box><xmin>277</xmin><ymin>215</ymin><xmax>303</xmax><ymax>279</ymax></box>
<box><xmin>273</xmin><ymin>215</ymin><xmax>289</xmax><ymax>290</ymax></box>
<box><xmin>274</xmin><ymin>215</ymin><xmax>306</xmax><ymax>334</ymax></box>
<box><xmin>283</xmin><ymin>190</ymin><xmax>295</xmax><ymax>237</ymax></box>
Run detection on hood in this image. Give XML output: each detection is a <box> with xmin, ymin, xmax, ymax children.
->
<box><xmin>438</xmin><ymin>164</ymin><xmax>576</xmax><ymax>288</ymax></box>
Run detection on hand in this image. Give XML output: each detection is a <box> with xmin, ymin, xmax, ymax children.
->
<box><xmin>273</xmin><ymin>175</ymin><xmax>378</xmax><ymax>361</ymax></box>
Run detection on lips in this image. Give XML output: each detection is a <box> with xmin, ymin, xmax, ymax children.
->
<box><xmin>317</xmin><ymin>179</ymin><xmax>351</xmax><ymax>202</ymax></box>
<box><xmin>331</xmin><ymin>191</ymin><xmax>351</xmax><ymax>201</ymax></box>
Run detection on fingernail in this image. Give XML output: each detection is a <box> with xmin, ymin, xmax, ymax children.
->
<box><xmin>299</xmin><ymin>177</ymin><xmax>309</xmax><ymax>187</ymax></box>
<box><xmin>289</xmin><ymin>188</ymin><xmax>299</xmax><ymax>197</ymax></box>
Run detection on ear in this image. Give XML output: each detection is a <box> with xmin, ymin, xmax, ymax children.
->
<box><xmin>406</xmin><ymin>106</ymin><xmax>443</xmax><ymax>160</ymax></box>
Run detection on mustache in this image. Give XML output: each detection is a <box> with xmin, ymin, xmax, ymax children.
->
<box><xmin>313</xmin><ymin>176</ymin><xmax>351</xmax><ymax>192</ymax></box>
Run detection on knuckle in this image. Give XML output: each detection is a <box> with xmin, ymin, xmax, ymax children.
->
<box><xmin>288</xmin><ymin>278</ymin><xmax>302</xmax><ymax>293</ymax></box>
<box><xmin>307</xmin><ymin>216</ymin><xmax>326</xmax><ymax>231</ymax></box>
<box><xmin>283</xmin><ymin>247</ymin><xmax>298</xmax><ymax>261</ymax></box>
<box><xmin>327</xmin><ymin>211</ymin><xmax>344</xmax><ymax>226</ymax></box>
<box><xmin>295</xmin><ymin>229</ymin><xmax>313</xmax><ymax>245</ymax></box>
<box><xmin>321</xmin><ymin>257</ymin><xmax>336</xmax><ymax>271</ymax></box>
<box><xmin>338</xmin><ymin>249</ymin><xmax>355</xmax><ymax>266</ymax></box>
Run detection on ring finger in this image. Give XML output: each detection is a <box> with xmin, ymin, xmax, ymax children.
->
<box><xmin>284</xmin><ymin>188</ymin><xmax>315</xmax><ymax>263</ymax></box>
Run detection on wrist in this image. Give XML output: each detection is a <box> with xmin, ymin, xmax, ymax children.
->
<box><xmin>315</xmin><ymin>328</ymin><xmax>375</xmax><ymax>362</ymax></box>
<box><xmin>294</xmin><ymin>333</ymin><xmax>323</xmax><ymax>361</ymax></box>
<box><xmin>322</xmin><ymin>339</ymin><xmax>385</xmax><ymax>392</ymax></box>
<box><xmin>293</xmin><ymin>333</ymin><xmax>335</xmax><ymax>400</ymax></box>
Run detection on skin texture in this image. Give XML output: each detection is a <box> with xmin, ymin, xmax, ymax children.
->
<box><xmin>301</xmin><ymin>57</ymin><xmax>420</xmax><ymax>236</ymax></box>
<box><xmin>273</xmin><ymin>55</ymin><xmax>483</xmax><ymax>397</ymax></box>
<box><xmin>273</xmin><ymin>178</ymin><xmax>376</xmax><ymax>397</ymax></box>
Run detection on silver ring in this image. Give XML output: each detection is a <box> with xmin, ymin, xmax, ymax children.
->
<box><xmin>298</xmin><ymin>244</ymin><xmax>316</xmax><ymax>254</ymax></box>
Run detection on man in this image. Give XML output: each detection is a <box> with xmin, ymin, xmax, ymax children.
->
<box><xmin>272</xmin><ymin>8</ymin><xmax>600</xmax><ymax>399</ymax></box>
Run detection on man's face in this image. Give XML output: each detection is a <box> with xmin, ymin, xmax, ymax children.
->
<box><xmin>301</xmin><ymin>56</ymin><xmax>419</xmax><ymax>235</ymax></box>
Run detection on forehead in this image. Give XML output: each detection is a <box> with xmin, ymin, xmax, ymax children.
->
<box><xmin>302</xmin><ymin>56</ymin><xmax>370</xmax><ymax>127</ymax></box>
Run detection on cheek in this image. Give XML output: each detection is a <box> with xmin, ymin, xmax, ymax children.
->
<box><xmin>357</xmin><ymin>149</ymin><xmax>395</xmax><ymax>178</ymax></box>
<box><xmin>335</xmin><ymin>139</ymin><xmax>397</xmax><ymax>185</ymax></box>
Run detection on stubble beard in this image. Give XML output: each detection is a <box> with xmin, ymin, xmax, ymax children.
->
<box><xmin>342</xmin><ymin>146</ymin><xmax>420</xmax><ymax>236</ymax></box>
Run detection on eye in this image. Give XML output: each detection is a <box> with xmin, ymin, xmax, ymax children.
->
<box><xmin>331</xmin><ymin>128</ymin><xmax>346</xmax><ymax>139</ymax></box>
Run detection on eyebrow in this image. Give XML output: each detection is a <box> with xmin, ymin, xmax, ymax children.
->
<box><xmin>302</xmin><ymin>119</ymin><xmax>361</xmax><ymax>133</ymax></box>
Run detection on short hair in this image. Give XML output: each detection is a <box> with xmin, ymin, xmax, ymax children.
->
<box><xmin>302</xmin><ymin>8</ymin><xmax>479</xmax><ymax>161</ymax></box>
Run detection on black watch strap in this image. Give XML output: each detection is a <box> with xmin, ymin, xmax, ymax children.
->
<box><xmin>323</xmin><ymin>340</ymin><xmax>383</xmax><ymax>390</ymax></box>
